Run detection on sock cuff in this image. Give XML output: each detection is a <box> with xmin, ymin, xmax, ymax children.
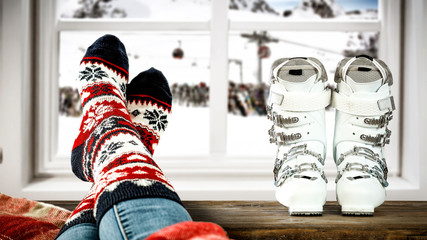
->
<box><xmin>56</xmin><ymin>186</ymin><xmax>96</xmax><ymax>239</ymax></box>
<box><xmin>55</xmin><ymin>210</ymin><xmax>96</xmax><ymax>239</ymax></box>
<box><xmin>94</xmin><ymin>181</ymin><xmax>182</xmax><ymax>224</ymax></box>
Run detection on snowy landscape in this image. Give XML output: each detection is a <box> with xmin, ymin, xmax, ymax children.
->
<box><xmin>57</xmin><ymin>0</ymin><xmax>378</xmax><ymax>158</ymax></box>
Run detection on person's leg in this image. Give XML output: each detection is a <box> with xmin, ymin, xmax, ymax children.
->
<box><xmin>99</xmin><ymin>198</ymin><xmax>191</xmax><ymax>240</ymax></box>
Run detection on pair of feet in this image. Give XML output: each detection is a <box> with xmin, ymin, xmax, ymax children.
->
<box><xmin>59</xmin><ymin>34</ymin><xmax>180</xmax><ymax>235</ymax></box>
<box><xmin>267</xmin><ymin>56</ymin><xmax>395</xmax><ymax>216</ymax></box>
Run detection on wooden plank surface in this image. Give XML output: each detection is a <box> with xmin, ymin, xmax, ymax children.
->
<box><xmin>183</xmin><ymin>201</ymin><xmax>427</xmax><ymax>240</ymax></box>
<box><xmin>51</xmin><ymin>201</ymin><xmax>427</xmax><ymax>240</ymax></box>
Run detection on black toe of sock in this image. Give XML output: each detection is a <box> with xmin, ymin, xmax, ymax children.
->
<box><xmin>84</xmin><ymin>34</ymin><xmax>129</xmax><ymax>72</ymax></box>
<box><xmin>127</xmin><ymin>68</ymin><xmax>172</xmax><ymax>105</ymax></box>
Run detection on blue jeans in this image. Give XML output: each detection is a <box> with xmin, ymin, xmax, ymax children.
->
<box><xmin>57</xmin><ymin>198</ymin><xmax>192</xmax><ymax>240</ymax></box>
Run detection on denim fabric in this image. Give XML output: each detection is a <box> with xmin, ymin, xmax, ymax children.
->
<box><xmin>57</xmin><ymin>198</ymin><xmax>191</xmax><ymax>240</ymax></box>
<box><xmin>56</xmin><ymin>223</ymin><xmax>99</xmax><ymax>240</ymax></box>
<box><xmin>99</xmin><ymin>198</ymin><xmax>192</xmax><ymax>240</ymax></box>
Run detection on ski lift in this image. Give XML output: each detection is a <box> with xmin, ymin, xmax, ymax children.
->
<box><xmin>257</xmin><ymin>45</ymin><xmax>271</xmax><ymax>59</ymax></box>
<box><xmin>172</xmin><ymin>40</ymin><xmax>184</xmax><ymax>59</ymax></box>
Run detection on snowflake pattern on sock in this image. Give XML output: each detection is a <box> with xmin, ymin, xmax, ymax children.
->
<box><xmin>144</xmin><ymin>109</ymin><xmax>168</xmax><ymax>131</ymax></box>
<box><xmin>79</xmin><ymin>65</ymin><xmax>109</xmax><ymax>81</ymax></box>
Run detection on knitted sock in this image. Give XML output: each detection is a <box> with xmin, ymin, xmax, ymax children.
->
<box><xmin>71</xmin><ymin>34</ymin><xmax>129</xmax><ymax>182</ymax></box>
<box><xmin>71</xmin><ymin>34</ymin><xmax>181</xmax><ymax>224</ymax></box>
<box><xmin>56</xmin><ymin>185</ymin><xmax>96</xmax><ymax>238</ymax></box>
<box><xmin>126</xmin><ymin>68</ymin><xmax>172</xmax><ymax>155</ymax></box>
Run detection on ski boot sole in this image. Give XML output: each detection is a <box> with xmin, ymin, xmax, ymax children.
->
<box><xmin>341</xmin><ymin>206</ymin><xmax>374</xmax><ymax>216</ymax></box>
<box><xmin>288</xmin><ymin>206</ymin><xmax>323</xmax><ymax>216</ymax></box>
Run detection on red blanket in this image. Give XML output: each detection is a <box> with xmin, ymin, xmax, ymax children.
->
<box><xmin>0</xmin><ymin>193</ymin><xmax>71</xmax><ymax>240</ymax></box>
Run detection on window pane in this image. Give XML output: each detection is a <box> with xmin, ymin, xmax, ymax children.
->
<box><xmin>226</xmin><ymin>31</ymin><xmax>379</xmax><ymax>157</ymax></box>
<box><xmin>58</xmin><ymin>0</ymin><xmax>211</xmax><ymax>20</ymax></box>
<box><xmin>229</xmin><ymin>0</ymin><xmax>378</xmax><ymax>20</ymax></box>
<box><xmin>58</xmin><ymin>31</ymin><xmax>210</xmax><ymax>158</ymax></box>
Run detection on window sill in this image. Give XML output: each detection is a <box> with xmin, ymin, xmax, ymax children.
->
<box><xmin>22</xmin><ymin>175</ymin><xmax>422</xmax><ymax>202</ymax></box>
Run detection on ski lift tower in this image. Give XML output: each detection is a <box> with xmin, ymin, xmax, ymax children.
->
<box><xmin>241</xmin><ymin>31</ymin><xmax>278</xmax><ymax>84</ymax></box>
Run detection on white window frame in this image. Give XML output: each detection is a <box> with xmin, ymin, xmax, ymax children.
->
<box><xmin>1</xmin><ymin>0</ymin><xmax>426</xmax><ymax>202</ymax></box>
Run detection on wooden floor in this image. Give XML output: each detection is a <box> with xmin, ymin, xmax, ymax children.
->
<box><xmin>53</xmin><ymin>201</ymin><xmax>427</xmax><ymax>240</ymax></box>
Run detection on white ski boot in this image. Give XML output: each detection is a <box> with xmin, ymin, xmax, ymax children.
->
<box><xmin>267</xmin><ymin>57</ymin><xmax>331</xmax><ymax>215</ymax></box>
<box><xmin>332</xmin><ymin>55</ymin><xmax>395</xmax><ymax>215</ymax></box>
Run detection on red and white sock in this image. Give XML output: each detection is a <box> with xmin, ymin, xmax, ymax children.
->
<box><xmin>126</xmin><ymin>68</ymin><xmax>172</xmax><ymax>155</ymax></box>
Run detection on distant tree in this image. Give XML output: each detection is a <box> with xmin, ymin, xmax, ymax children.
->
<box><xmin>229</xmin><ymin>0</ymin><xmax>278</xmax><ymax>15</ymax></box>
<box><xmin>72</xmin><ymin>0</ymin><xmax>126</xmax><ymax>18</ymax></box>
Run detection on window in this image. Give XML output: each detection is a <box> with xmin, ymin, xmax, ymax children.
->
<box><xmin>36</xmin><ymin>0</ymin><xmax>400</xmax><ymax>196</ymax></box>
<box><xmin>2</xmin><ymin>0</ymin><xmax>417</xmax><ymax>201</ymax></box>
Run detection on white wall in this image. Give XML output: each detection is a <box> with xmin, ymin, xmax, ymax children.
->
<box><xmin>0</xmin><ymin>0</ymin><xmax>33</xmax><ymax>197</ymax></box>
<box><xmin>0</xmin><ymin>0</ymin><xmax>2</xmax><ymax>80</ymax></box>
<box><xmin>401</xmin><ymin>0</ymin><xmax>427</xmax><ymax>196</ymax></box>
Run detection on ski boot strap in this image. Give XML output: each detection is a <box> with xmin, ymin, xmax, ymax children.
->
<box><xmin>269</xmin><ymin>83</ymin><xmax>331</xmax><ymax>112</ymax></box>
<box><xmin>332</xmin><ymin>91</ymin><xmax>395</xmax><ymax>116</ymax></box>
